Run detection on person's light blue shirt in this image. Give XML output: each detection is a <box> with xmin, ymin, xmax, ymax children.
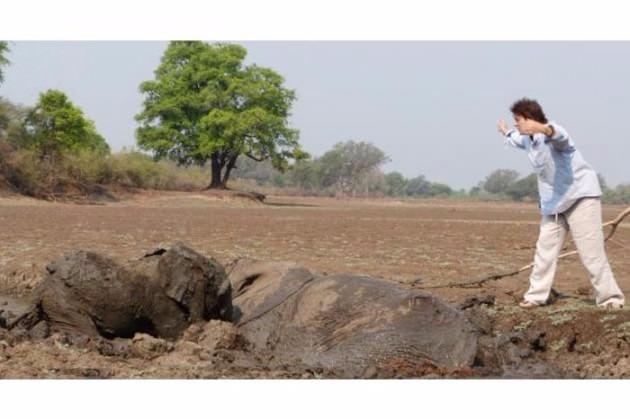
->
<box><xmin>503</xmin><ymin>121</ymin><xmax>601</xmax><ymax>216</ymax></box>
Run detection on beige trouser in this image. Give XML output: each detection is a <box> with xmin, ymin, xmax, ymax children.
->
<box><xmin>524</xmin><ymin>197</ymin><xmax>625</xmax><ymax>306</ymax></box>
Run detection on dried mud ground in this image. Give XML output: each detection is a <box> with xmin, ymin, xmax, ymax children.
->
<box><xmin>1</xmin><ymin>190</ymin><xmax>630</xmax><ymax>378</ymax></box>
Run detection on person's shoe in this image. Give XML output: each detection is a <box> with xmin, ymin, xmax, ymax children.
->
<box><xmin>519</xmin><ymin>300</ymin><xmax>540</xmax><ymax>309</ymax></box>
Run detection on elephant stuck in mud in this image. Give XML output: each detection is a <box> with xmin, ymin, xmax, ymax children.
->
<box><xmin>2</xmin><ymin>243</ymin><xmax>483</xmax><ymax>376</ymax></box>
<box><xmin>16</xmin><ymin>243</ymin><xmax>233</xmax><ymax>340</ymax></box>
<box><xmin>227</xmin><ymin>258</ymin><xmax>479</xmax><ymax>375</ymax></box>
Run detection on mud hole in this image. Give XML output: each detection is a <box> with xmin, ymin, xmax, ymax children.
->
<box><xmin>2</xmin><ymin>242</ymin><xmax>629</xmax><ymax>379</ymax></box>
<box><xmin>468</xmin><ymin>297</ymin><xmax>630</xmax><ymax>378</ymax></box>
<box><xmin>1</xmin><ymin>195</ymin><xmax>629</xmax><ymax>379</ymax></box>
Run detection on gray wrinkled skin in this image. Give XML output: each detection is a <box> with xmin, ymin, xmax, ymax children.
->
<box><xmin>28</xmin><ymin>242</ymin><xmax>232</xmax><ymax>340</ymax></box>
<box><xmin>228</xmin><ymin>259</ymin><xmax>479</xmax><ymax>375</ymax></box>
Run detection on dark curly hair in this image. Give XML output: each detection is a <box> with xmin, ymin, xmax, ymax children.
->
<box><xmin>510</xmin><ymin>98</ymin><xmax>548</xmax><ymax>124</ymax></box>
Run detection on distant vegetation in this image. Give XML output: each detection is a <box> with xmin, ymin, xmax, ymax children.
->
<box><xmin>0</xmin><ymin>41</ymin><xmax>9</xmax><ymax>85</ymax></box>
<box><xmin>228</xmin><ymin>147</ymin><xmax>630</xmax><ymax>204</ymax></box>
<box><xmin>1</xmin><ymin>40</ymin><xmax>629</xmax><ymax>204</ymax></box>
<box><xmin>0</xmin><ymin>92</ymin><xmax>210</xmax><ymax>199</ymax></box>
<box><xmin>229</xmin><ymin>140</ymin><xmax>462</xmax><ymax>199</ymax></box>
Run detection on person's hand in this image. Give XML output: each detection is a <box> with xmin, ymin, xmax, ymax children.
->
<box><xmin>516</xmin><ymin>118</ymin><xmax>544</xmax><ymax>135</ymax></box>
<box><xmin>497</xmin><ymin>119</ymin><xmax>509</xmax><ymax>136</ymax></box>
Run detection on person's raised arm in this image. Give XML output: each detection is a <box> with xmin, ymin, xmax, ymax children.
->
<box><xmin>498</xmin><ymin>119</ymin><xmax>527</xmax><ymax>150</ymax></box>
<box><xmin>517</xmin><ymin>119</ymin><xmax>570</xmax><ymax>150</ymax></box>
<box><xmin>546</xmin><ymin>122</ymin><xmax>570</xmax><ymax>143</ymax></box>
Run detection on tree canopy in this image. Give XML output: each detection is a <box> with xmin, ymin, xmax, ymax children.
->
<box><xmin>482</xmin><ymin>169</ymin><xmax>520</xmax><ymax>195</ymax></box>
<box><xmin>21</xmin><ymin>89</ymin><xmax>109</xmax><ymax>157</ymax></box>
<box><xmin>505</xmin><ymin>173</ymin><xmax>538</xmax><ymax>201</ymax></box>
<box><xmin>318</xmin><ymin>140</ymin><xmax>390</xmax><ymax>196</ymax></box>
<box><xmin>384</xmin><ymin>171</ymin><xmax>407</xmax><ymax>196</ymax></box>
<box><xmin>0</xmin><ymin>41</ymin><xmax>9</xmax><ymax>85</ymax></box>
<box><xmin>136</xmin><ymin>41</ymin><xmax>306</xmax><ymax>189</ymax></box>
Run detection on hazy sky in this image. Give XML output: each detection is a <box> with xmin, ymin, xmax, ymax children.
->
<box><xmin>1</xmin><ymin>41</ymin><xmax>629</xmax><ymax>189</ymax></box>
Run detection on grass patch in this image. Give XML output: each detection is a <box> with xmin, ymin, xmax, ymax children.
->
<box><xmin>550</xmin><ymin>313</ymin><xmax>574</xmax><ymax>326</ymax></box>
<box><xmin>600</xmin><ymin>315</ymin><xmax>618</xmax><ymax>323</ymax></box>
<box><xmin>550</xmin><ymin>339</ymin><xmax>566</xmax><ymax>351</ymax></box>
<box><xmin>513</xmin><ymin>320</ymin><xmax>532</xmax><ymax>332</ymax></box>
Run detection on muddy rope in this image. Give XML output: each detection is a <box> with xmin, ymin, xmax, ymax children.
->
<box><xmin>418</xmin><ymin>206</ymin><xmax>630</xmax><ymax>290</ymax></box>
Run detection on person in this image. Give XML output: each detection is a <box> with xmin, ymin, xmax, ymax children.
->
<box><xmin>497</xmin><ymin>98</ymin><xmax>625</xmax><ymax>309</ymax></box>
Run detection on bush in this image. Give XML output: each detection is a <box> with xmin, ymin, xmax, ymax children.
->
<box><xmin>98</xmin><ymin>151</ymin><xmax>210</xmax><ymax>190</ymax></box>
<box><xmin>0</xmin><ymin>146</ymin><xmax>213</xmax><ymax>198</ymax></box>
<box><xmin>3</xmin><ymin>148</ymin><xmax>46</xmax><ymax>196</ymax></box>
<box><xmin>603</xmin><ymin>184</ymin><xmax>630</xmax><ymax>204</ymax></box>
<box><xmin>62</xmin><ymin>149</ymin><xmax>112</xmax><ymax>185</ymax></box>
<box><xmin>429</xmin><ymin>182</ymin><xmax>453</xmax><ymax>197</ymax></box>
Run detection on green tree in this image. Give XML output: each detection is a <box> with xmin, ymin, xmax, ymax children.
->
<box><xmin>482</xmin><ymin>169</ymin><xmax>520</xmax><ymax>195</ymax></box>
<box><xmin>428</xmin><ymin>182</ymin><xmax>453</xmax><ymax>197</ymax></box>
<box><xmin>604</xmin><ymin>183</ymin><xmax>630</xmax><ymax>204</ymax></box>
<box><xmin>136</xmin><ymin>41</ymin><xmax>305</xmax><ymax>189</ymax></box>
<box><xmin>614</xmin><ymin>184</ymin><xmax>630</xmax><ymax>204</ymax></box>
<box><xmin>505</xmin><ymin>173</ymin><xmax>538</xmax><ymax>201</ymax></box>
<box><xmin>0</xmin><ymin>41</ymin><xmax>9</xmax><ymax>85</ymax></box>
<box><xmin>384</xmin><ymin>171</ymin><xmax>407</xmax><ymax>196</ymax></box>
<box><xmin>318</xmin><ymin>140</ymin><xmax>389</xmax><ymax>196</ymax></box>
<box><xmin>21</xmin><ymin>89</ymin><xmax>109</xmax><ymax>158</ymax></box>
<box><xmin>405</xmin><ymin>175</ymin><xmax>431</xmax><ymax>196</ymax></box>
<box><xmin>0</xmin><ymin>42</ymin><xmax>12</xmax><ymax>139</ymax></box>
<box><xmin>0</xmin><ymin>98</ymin><xmax>28</xmax><ymax>144</ymax></box>
<box><xmin>0</xmin><ymin>99</ymin><xmax>11</xmax><ymax>136</ymax></box>
<box><xmin>287</xmin><ymin>158</ymin><xmax>322</xmax><ymax>191</ymax></box>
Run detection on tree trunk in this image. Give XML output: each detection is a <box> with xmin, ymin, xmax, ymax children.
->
<box><xmin>208</xmin><ymin>153</ymin><xmax>225</xmax><ymax>189</ymax></box>
<box><xmin>221</xmin><ymin>154</ymin><xmax>238</xmax><ymax>188</ymax></box>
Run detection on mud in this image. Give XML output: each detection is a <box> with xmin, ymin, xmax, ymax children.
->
<box><xmin>0</xmin><ymin>295</ymin><xmax>31</xmax><ymax>329</ymax></box>
<box><xmin>0</xmin><ymin>246</ymin><xmax>489</xmax><ymax>378</ymax></box>
<box><xmin>476</xmin><ymin>298</ymin><xmax>630</xmax><ymax>378</ymax></box>
<box><xmin>16</xmin><ymin>243</ymin><xmax>232</xmax><ymax>340</ymax></box>
<box><xmin>2</xmin><ymin>247</ymin><xmax>595</xmax><ymax>379</ymax></box>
